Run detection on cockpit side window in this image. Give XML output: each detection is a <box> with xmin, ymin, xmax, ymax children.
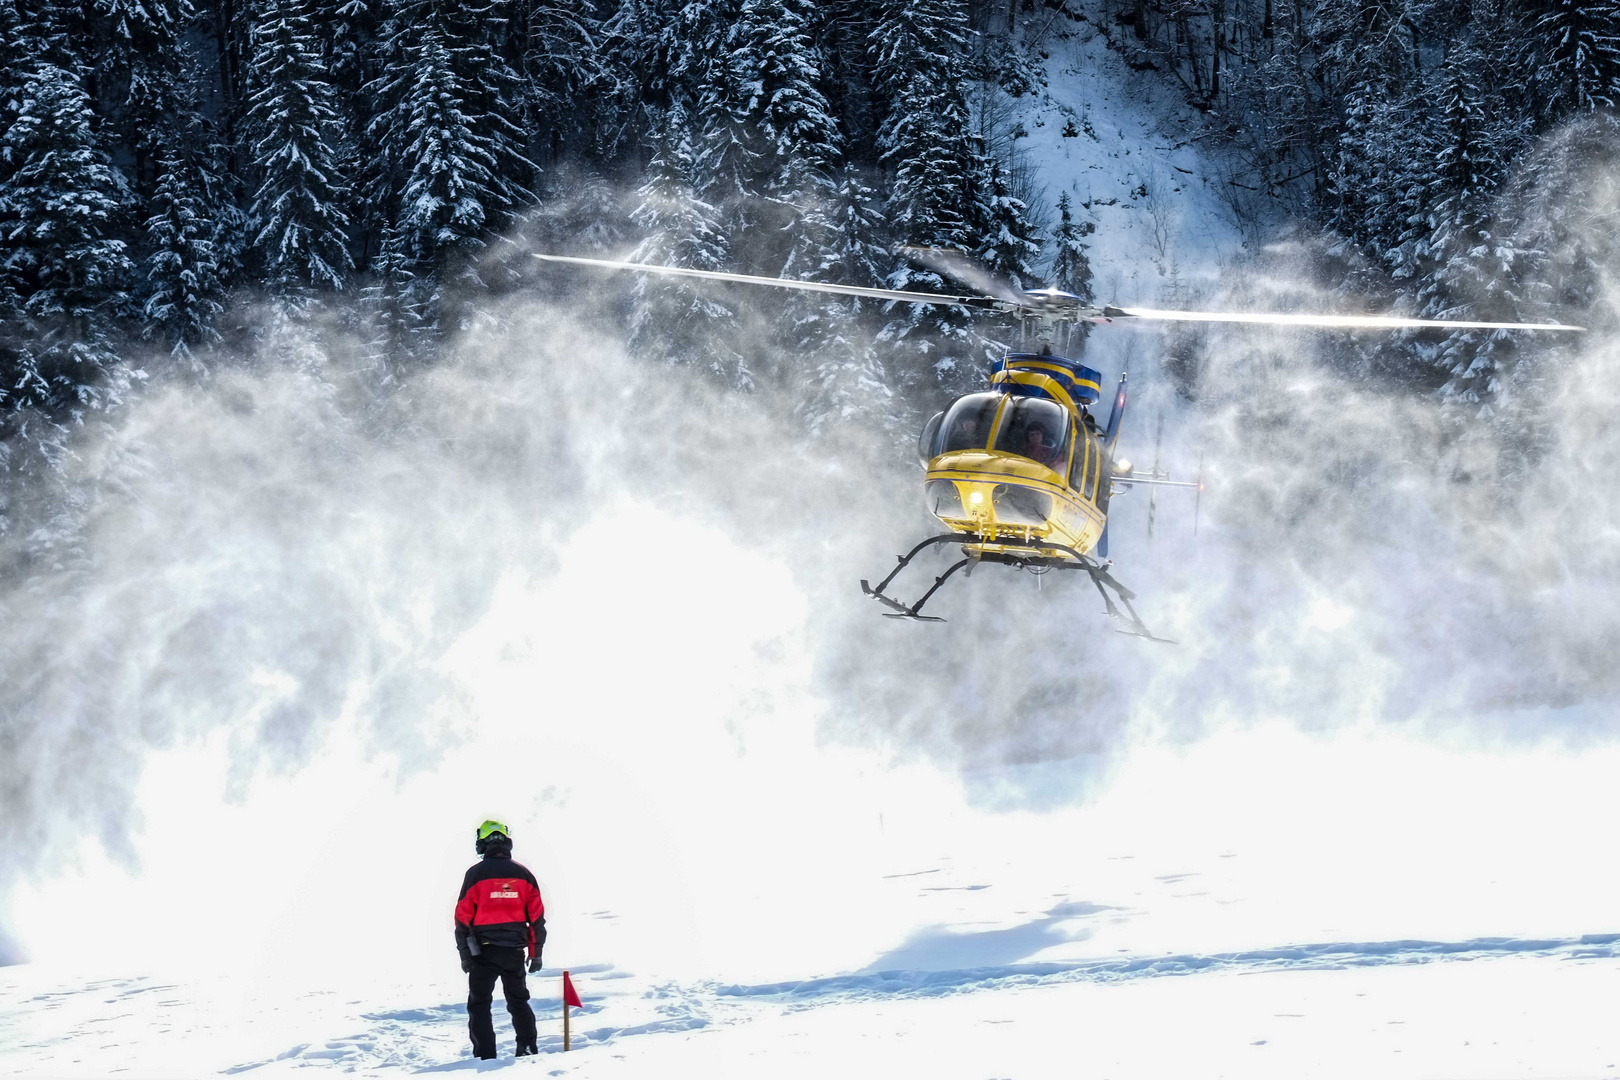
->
<box><xmin>917</xmin><ymin>411</ymin><xmax>945</xmax><ymax>465</ymax></box>
<box><xmin>937</xmin><ymin>393</ymin><xmax>1003</xmax><ymax>454</ymax></box>
<box><xmin>1071</xmin><ymin>428</ymin><xmax>1091</xmax><ymax>494</ymax></box>
<box><xmin>993</xmin><ymin>397</ymin><xmax>1071</xmax><ymax>472</ymax></box>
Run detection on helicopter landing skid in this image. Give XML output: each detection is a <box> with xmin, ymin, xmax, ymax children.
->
<box><xmin>860</xmin><ymin>533</ymin><xmax>1174</xmax><ymax>642</ymax></box>
<box><xmin>860</xmin><ymin>534</ymin><xmax>966</xmax><ymax>621</ymax></box>
<box><xmin>1079</xmin><ymin>555</ymin><xmax>1177</xmax><ymax>645</ymax></box>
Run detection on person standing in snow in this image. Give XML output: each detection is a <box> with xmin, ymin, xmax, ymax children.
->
<box><xmin>454</xmin><ymin>820</ymin><xmax>547</xmax><ymax>1059</ymax></box>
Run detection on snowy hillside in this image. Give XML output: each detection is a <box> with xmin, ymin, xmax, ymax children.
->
<box><xmin>1016</xmin><ymin>11</ymin><xmax>1245</xmax><ymax>299</ymax></box>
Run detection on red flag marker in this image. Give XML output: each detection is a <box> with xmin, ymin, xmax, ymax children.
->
<box><xmin>562</xmin><ymin>970</ymin><xmax>581</xmax><ymax>1051</ymax></box>
<box><xmin>563</xmin><ymin>970</ymin><xmax>582</xmax><ymax>1009</ymax></box>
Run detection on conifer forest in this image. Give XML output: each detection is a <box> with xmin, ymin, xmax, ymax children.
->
<box><xmin>1</xmin><ymin>0</ymin><xmax>1616</xmax><ymax>478</ymax></box>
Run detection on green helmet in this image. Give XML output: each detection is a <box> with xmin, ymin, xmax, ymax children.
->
<box><xmin>475</xmin><ymin>820</ymin><xmax>512</xmax><ymax>854</ymax></box>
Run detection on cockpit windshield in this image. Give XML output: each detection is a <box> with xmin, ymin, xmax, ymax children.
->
<box><xmin>993</xmin><ymin>397</ymin><xmax>1070</xmax><ymax>471</ymax></box>
<box><xmin>936</xmin><ymin>393</ymin><xmax>1002</xmax><ymax>454</ymax></box>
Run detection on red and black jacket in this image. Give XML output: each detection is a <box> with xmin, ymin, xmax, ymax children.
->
<box><xmin>455</xmin><ymin>852</ymin><xmax>546</xmax><ymax>959</ymax></box>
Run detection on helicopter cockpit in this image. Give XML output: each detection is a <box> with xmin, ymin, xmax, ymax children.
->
<box><xmin>920</xmin><ymin>393</ymin><xmax>1076</xmax><ymax>471</ymax></box>
<box><xmin>993</xmin><ymin>396</ymin><xmax>1070</xmax><ymax>472</ymax></box>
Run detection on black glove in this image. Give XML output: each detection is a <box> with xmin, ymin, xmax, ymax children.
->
<box><xmin>528</xmin><ymin>952</ymin><xmax>542</xmax><ymax>974</ymax></box>
<box><xmin>461</xmin><ymin>956</ymin><xmax>473</xmax><ymax>974</ymax></box>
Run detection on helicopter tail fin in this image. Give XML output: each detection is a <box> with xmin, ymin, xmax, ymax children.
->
<box><xmin>1103</xmin><ymin>372</ymin><xmax>1128</xmax><ymax>456</ymax></box>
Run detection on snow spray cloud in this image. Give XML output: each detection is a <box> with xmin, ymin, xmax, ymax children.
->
<box><xmin>5</xmin><ymin>155</ymin><xmax>1620</xmax><ymax>945</ymax></box>
<box><xmin>0</xmin><ymin>300</ymin><xmax>909</xmax><ymax>910</ymax></box>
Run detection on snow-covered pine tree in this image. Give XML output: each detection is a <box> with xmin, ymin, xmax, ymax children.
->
<box><xmin>1465</xmin><ymin>112</ymin><xmax>1620</xmax><ymax>410</ymax></box>
<box><xmin>0</xmin><ymin>60</ymin><xmax>135</xmax><ymax>427</ymax></box>
<box><xmin>1416</xmin><ymin>56</ymin><xmax>1517</xmax><ymax>411</ymax></box>
<box><xmin>515</xmin><ymin>0</ymin><xmax>606</xmax><ymax>166</ymax></box>
<box><xmin>691</xmin><ymin>0</ymin><xmax>845</xmax><ymax>388</ymax></box>
<box><xmin>1046</xmin><ymin>191</ymin><xmax>1094</xmax><ymax>346</ymax></box>
<box><xmin>800</xmin><ymin>164</ymin><xmax>895</xmax><ymax>437</ymax></box>
<box><xmin>364</xmin><ymin>0</ymin><xmax>537</xmax><ymax>327</ymax></box>
<box><xmin>243</xmin><ymin>0</ymin><xmax>353</xmax><ymax>309</ymax></box>
<box><xmin>6</xmin><ymin>0</ymin><xmax>87</xmax><ymax>72</ymax></box>
<box><xmin>627</xmin><ymin>105</ymin><xmax>746</xmax><ymax>386</ymax></box>
<box><xmin>309</xmin><ymin>0</ymin><xmax>376</xmax><ymax>102</ymax></box>
<box><xmin>307</xmin><ymin>0</ymin><xmax>380</xmax><ymax>241</ymax></box>
<box><xmin>434</xmin><ymin>0</ymin><xmax>536</xmax><ymax>208</ymax></box>
<box><xmin>1422</xmin><ymin>62</ymin><xmax>1491</xmax><ymax>238</ymax></box>
<box><xmin>143</xmin><ymin>146</ymin><xmax>224</xmax><ymax>371</ymax></box>
<box><xmin>92</xmin><ymin>0</ymin><xmax>196</xmax><ymax>201</ymax></box>
<box><xmin>820</xmin><ymin>164</ymin><xmax>888</xmax><ymax>290</ymax></box>
<box><xmin>971</xmin><ymin>159</ymin><xmax>1040</xmax><ymax>364</ymax></box>
<box><xmin>569</xmin><ymin>170</ymin><xmax>625</xmax><ymax>253</ymax></box>
<box><xmin>868</xmin><ymin>0</ymin><xmax>986</xmax><ymax>397</ymax></box>
<box><xmin>1048</xmin><ymin>193</ymin><xmax>1093</xmax><ymax>302</ymax></box>
<box><xmin>381</xmin><ymin>31</ymin><xmax>498</xmax><ymax>268</ymax></box>
<box><xmin>816</xmin><ymin>0</ymin><xmax>879</xmax><ymax>155</ymax></box>
<box><xmin>358</xmin><ymin>219</ymin><xmax>428</xmax><ymax>381</ymax></box>
<box><xmin>1469</xmin><ymin>0</ymin><xmax>1539</xmax><ymax>128</ymax></box>
<box><xmin>0</xmin><ymin>0</ymin><xmax>26</xmax><ymax>338</ymax></box>
<box><xmin>1327</xmin><ymin>80</ymin><xmax>1428</xmax><ymax>268</ymax></box>
<box><xmin>693</xmin><ymin>20</ymin><xmax>758</xmax><ymax>239</ymax></box>
<box><xmin>868</xmin><ymin>0</ymin><xmax>977</xmax><ymax>255</ymax></box>
<box><xmin>1325</xmin><ymin>75</ymin><xmax>1437</xmax><ymax>371</ymax></box>
<box><xmin>700</xmin><ymin>0</ymin><xmax>840</xmax><ymax>277</ymax></box>
<box><xmin>1532</xmin><ymin>0</ymin><xmax>1620</xmax><ymax>122</ymax></box>
<box><xmin>0</xmin><ymin>0</ymin><xmax>20</xmax><ymax>85</ymax></box>
<box><xmin>976</xmin><ymin>159</ymin><xmax>1040</xmax><ymax>288</ymax></box>
<box><xmin>601</xmin><ymin>0</ymin><xmax>728</xmax><ymax>124</ymax></box>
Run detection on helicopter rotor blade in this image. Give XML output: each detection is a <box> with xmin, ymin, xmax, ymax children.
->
<box><xmin>536</xmin><ymin>255</ymin><xmax>1585</xmax><ymax>331</ymax></box>
<box><xmin>534</xmin><ymin>254</ymin><xmax>1000</xmax><ymax>310</ymax></box>
<box><xmin>894</xmin><ymin>246</ymin><xmax>1028</xmax><ymax>306</ymax></box>
<box><xmin>1101</xmin><ymin>305</ymin><xmax>1585</xmax><ymax>332</ymax></box>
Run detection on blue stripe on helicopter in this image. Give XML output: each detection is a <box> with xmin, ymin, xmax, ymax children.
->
<box><xmin>992</xmin><ymin>354</ymin><xmax>1103</xmax><ymax>404</ymax></box>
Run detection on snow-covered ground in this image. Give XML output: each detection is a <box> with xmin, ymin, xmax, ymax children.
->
<box><xmin>7</xmin><ymin>18</ymin><xmax>1620</xmax><ymax>1080</ymax></box>
<box><xmin>7</xmin><ymin>935</ymin><xmax>1620</xmax><ymax>1078</ymax></box>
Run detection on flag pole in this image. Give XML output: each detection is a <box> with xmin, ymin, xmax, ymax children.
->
<box><xmin>563</xmin><ymin>970</ymin><xmax>571</xmax><ymax>1052</ymax></box>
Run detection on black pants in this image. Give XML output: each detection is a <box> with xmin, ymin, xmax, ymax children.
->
<box><xmin>467</xmin><ymin>945</ymin><xmax>537</xmax><ymax>1059</ymax></box>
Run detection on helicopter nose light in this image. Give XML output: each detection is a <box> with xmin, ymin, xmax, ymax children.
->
<box><xmin>969</xmin><ymin>491</ymin><xmax>984</xmax><ymax>505</ymax></box>
<box><xmin>1116</xmin><ymin>459</ymin><xmax>1132</xmax><ymax>474</ymax></box>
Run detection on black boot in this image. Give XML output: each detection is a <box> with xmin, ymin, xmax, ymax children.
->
<box><xmin>515</xmin><ymin>1043</ymin><xmax>538</xmax><ymax>1057</ymax></box>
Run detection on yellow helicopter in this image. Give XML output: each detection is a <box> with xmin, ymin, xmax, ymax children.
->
<box><xmin>534</xmin><ymin>247</ymin><xmax>1582</xmax><ymax>640</ymax></box>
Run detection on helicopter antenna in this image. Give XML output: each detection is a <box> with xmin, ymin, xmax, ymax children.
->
<box><xmin>1148</xmin><ymin>413</ymin><xmax>1163</xmax><ymax>541</ymax></box>
<box><xmin>1193</xmin><ymin>450</ymin><xmax>1205</xmax><ymax>537</ymax></box>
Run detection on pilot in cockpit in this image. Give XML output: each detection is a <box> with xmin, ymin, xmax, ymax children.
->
<box><xmin>949</xmin><ymin>415</ymin><xmax>984</xmax><ymax>448</ymax></box>
<box><xmin>1023</xmin><ymin>425</ymin><xmax>1063</xmax><ymax>469</ymax></box>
